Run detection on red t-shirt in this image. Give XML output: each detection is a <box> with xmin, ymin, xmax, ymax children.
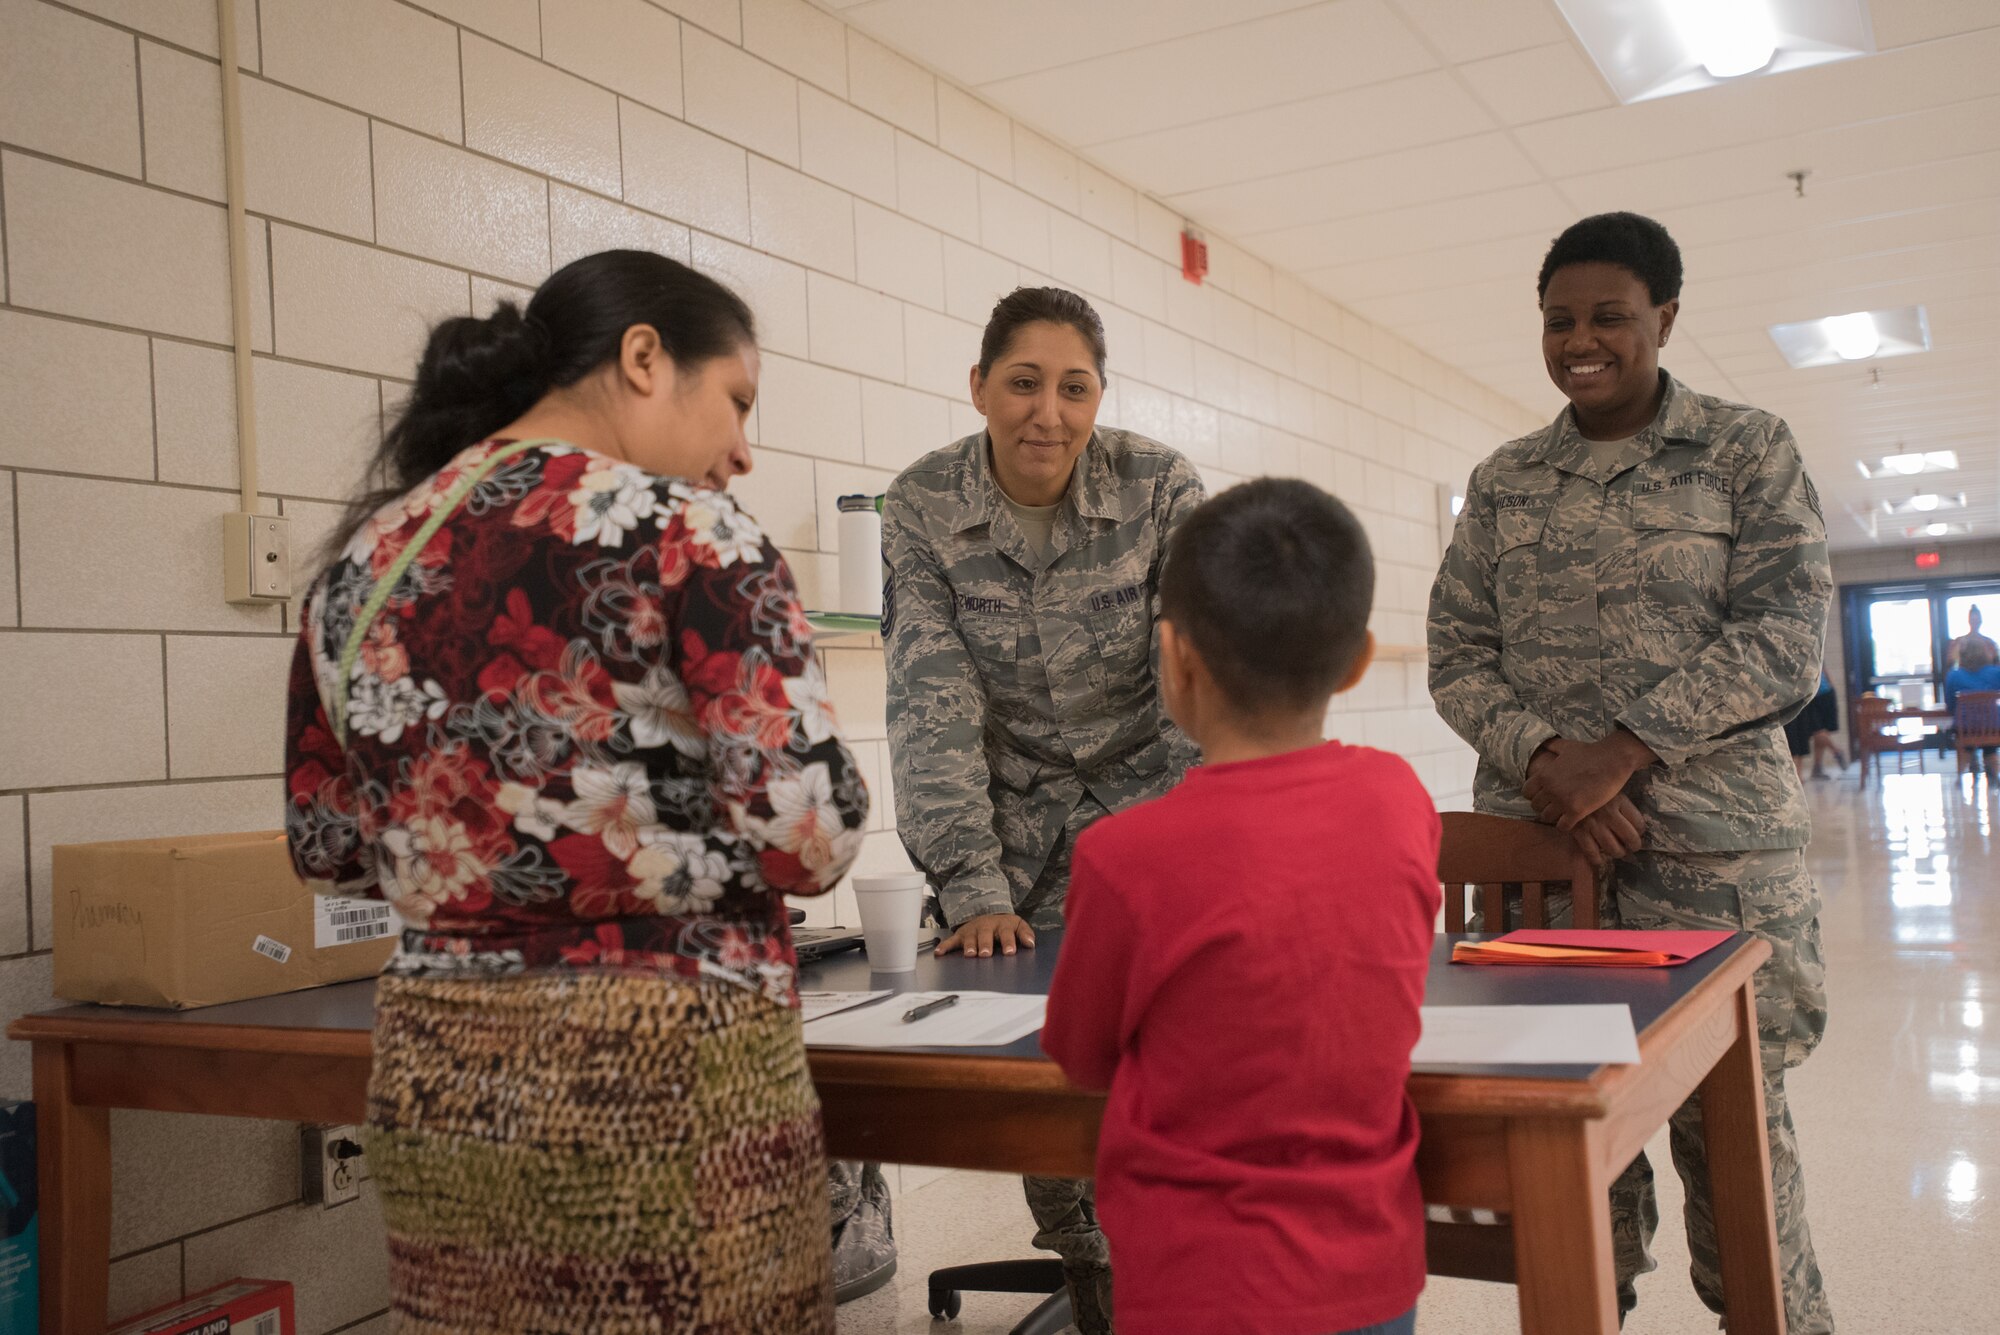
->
<box><xmin>1042</xmin><ymin>741</ymin><xmax>1441</xmax><ymax>1335</ymax></box>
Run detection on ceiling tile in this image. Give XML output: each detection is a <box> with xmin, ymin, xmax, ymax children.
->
<box><xmin>1513</xmin><ymin>25</ymin><xmax>2000</xmax><ymax>179</ymax></box>
<box><xmin>836</xmin><ymin>0</ymin><xmax>1314</xmax><ymax>85</ymax></box>
<box><xmin>1165</xmin><ymin>132</ymin><xmax>1539</xmax><ymax>237</ymax></box>
<box><xmin>1556</xmin><ymin>95</ymin><xmax>2000</xmax><ymax>219</ymax></box>
<box><xmin>1868</xmin><ymin>0</ymin><xmax>2000</xmax><ymax>48</ymax></box>
<box><xmin>976</xmin><ymin>0</ymin><xmax>1438</xmax><ymax>148</ymax></box>
<box><xmin>1390</xmin><ymin>0</ymin><xmax>1568</xmax><ymax>62</ymax></box>
<box><xmin>1457</xmin><ymin>42</ymin><xmax>1616</xmax><ymax>126</ymax></box>
<box><xmin>1090</xmin><ymin>71</ymin><xmax>1491</xmax><ymax>198</ymax></box>
<box><xmin>1682</xmin><ymin>259</ymin><xmax>1995</xmax><ymax>331</ymax></box>
<box><xmin>1303</xmin><ymin>233</ymin><xmax>1548</xmax><ymax>302</ymax></box>
<box><xmin>1252</xmin><ymin>182</ymin><xmax>1574</xmax><ymax>271</ymax></box>
<box><xmin>1652</xmin><ymin>158</ymin><xmax>2000</xmax><ymax>256</ymax></box>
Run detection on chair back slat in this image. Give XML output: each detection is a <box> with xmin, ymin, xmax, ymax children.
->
<box><xmin>1522</xmin><ymin>880</ymin><xmax>1546</xmax><ymax>927</ymax></box>
<box><xmin>1956</xmin><ymin>691</ymin><xmax>2000</xmax><ymax>757</ymax></box>
<box><xmin>1443</xmin><ymin>882</ymin><xmax>1467</xmax><ymax>933</ymax></box>
<box><xmin>1438</xmin><ymin>812</ymin><xmax>1599</xmax><ymax>932</ymax></box>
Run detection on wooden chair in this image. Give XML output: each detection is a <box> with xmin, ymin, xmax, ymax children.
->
<box><xmin>1428</xmin><ymin>811</ymin><xmax>1603</xmax><ymax>1289</ymax></box>
<box><xmin>1955</xmin><ymin>691</ymin><xmax>2000</xmax><ymax>772</ymax></box>
<box><xmin>1438</xmin><ymin>810</ymin><xmax>1600</xmax><ymax>932</ymax></box>
<box><xmin>1853</xmin><ymin>693</ymin><xmax>1911</xmax><ymax>780</ymax></box>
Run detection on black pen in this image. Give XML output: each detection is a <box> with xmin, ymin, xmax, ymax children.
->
<box><xmin>901</xmin><ymin>994</ymin><xmax>960</xmax><ymax>1024</ymax></box>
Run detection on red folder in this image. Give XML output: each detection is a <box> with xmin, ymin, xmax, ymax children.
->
<box><xmin>1452</xmin><ymin>929</ymin><xmax>1734</xmax><ymax>968</ymax></box>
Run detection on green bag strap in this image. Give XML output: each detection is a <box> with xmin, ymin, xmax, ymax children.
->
<box><xmin>329</xmin><ymin>438</ymin><xmax>558</xmax><ymax>746</ymax></box>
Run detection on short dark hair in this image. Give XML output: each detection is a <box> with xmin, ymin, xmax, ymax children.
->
<box><xmin>1537</xmin><ymin>212</ymin><xmax>1684</xmax><ymax>306</ymax></box>
<box><xmin>332</xmin><ymin>249</ymin><xmax>755</xmax><ymax>554</ymax></box>
<box><xmin>1965</xmin><ymin>638</ymin><xmax>1997</xmax><ymax>671</ymax></box>
<box><xmin>977</xmin><ymin>286</ymin><xmax>1108</xmax><ymax>383</ymax></box>
<box><xmin>1158</xmin><ymin>478</ymin><xmax>1373</xmax><ymax>715</ymax></box>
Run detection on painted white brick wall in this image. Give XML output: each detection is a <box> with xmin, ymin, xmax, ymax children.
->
<box><xmin>0</xmin><ymin>0</ymin><xmax>1548</xmax><ymax>1325</ymax></box>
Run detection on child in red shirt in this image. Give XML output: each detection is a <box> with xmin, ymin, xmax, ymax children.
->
<box><xmin>1043</xmin><ymin>478</ymin><xmax>1440</xmax><ymax>1335</ymax></box>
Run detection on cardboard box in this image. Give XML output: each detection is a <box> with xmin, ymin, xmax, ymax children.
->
<box><xmin>0</xmin><ymin>1103</ymin><xmax>34</xmax><ymax>1335</ymax></box>
<box><xmin>108</xmin><ymin>1278</ymin><xmax>295</xmax><ymax>1335</ymax></box>
<box><xmin>53</xmin><ymin>831</ymin><xmax>396</xmax><ymax>1009</ymax></box>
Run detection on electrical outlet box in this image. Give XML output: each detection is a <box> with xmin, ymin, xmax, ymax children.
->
<box><xmin>223</xmin><ymin>512</ymin><xmax>292</xmax><ymax>604</ymax></box>
<box><xmin>300</xmin><ymin>1123</ymin><xmax>364</xmax><ymax>1208</ymax></box>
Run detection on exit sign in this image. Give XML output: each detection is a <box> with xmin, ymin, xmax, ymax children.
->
<box><xmin>1916</xmin><ymin>551</ymin><xmax>1942</xmax><ymax>569</ymax></box>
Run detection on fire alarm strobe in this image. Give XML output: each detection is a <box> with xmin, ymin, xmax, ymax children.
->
<box><xmin>1181</xmin><ymin>227</ymin><xmax>1208</xmax><ymax>285</ymax></box>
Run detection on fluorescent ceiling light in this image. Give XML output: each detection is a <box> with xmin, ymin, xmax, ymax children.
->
<box><xmin>1858</xmin><ymin>450</ymin><xmax>1958</xmax><ymax>480</ymax></box>
<box><xmin>1824</xmin><ymin>311</ymin><xmax>1880</xmax><ymax>361</ymax></box>
<box><xmin>1770</xmin><ymin>305</ymin><xmax>1930</xmax><ymax>370</ymax></box>
<box><xmin>1904</xmin><ymin>520</ymin><xmax>1972</xmax><ymax>541</ymax></box>
<box><xmin>1883</xmin><ymin>493</ymin><xmax>1966</xmax><ymax>517</ymax></box>
<box><xmin>1553</xmin><ymin>0</ymin><xmax>1876</xmax><ymax>104</ymax></box>
<box><xmin>1666</xmin><ymin>0</ymin><xmax>1777</xmax><ymax>79</ymax></box>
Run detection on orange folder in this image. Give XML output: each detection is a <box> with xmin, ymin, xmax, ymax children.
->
<box><xmin>1451</xmin><ymin>929</ymin><xmax>1734</xmax><ymax>968</ymax></box>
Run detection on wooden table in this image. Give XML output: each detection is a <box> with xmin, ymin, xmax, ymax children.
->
<box><xmin>1856</xmin><ymin>704</ymin><xmax>1953</xmax><ymax>778</ymax></box>
<box><xmin>9</xmin><ymin>934</ymin><xmax>1783</xmax><ymax>1335</ymax></box>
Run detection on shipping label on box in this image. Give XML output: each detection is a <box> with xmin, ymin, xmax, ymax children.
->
<box><xmin>108</xmin><ymin>1278</ymin><xmax>294</xmax><ymax>1335</ymax></box>
<box><xmin>313</xmin><ymin>894</ymin><xmax>396</xmax><ymax>948</ymax></box>
<box><xmin>53</xmin><ymin>831</ymin><xmax>396</xmax><ymax>1009</ymax></box>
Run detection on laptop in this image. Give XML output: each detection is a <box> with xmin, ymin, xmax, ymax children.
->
<box><xmin>793</xmin><ymin>925</ymin><xmax>866</xmax><ymax>963</ymax></box>
<box><xmin>790</xmin><ymin>912</ymin><xmax>936</xmax><ymax>963</ymax></box>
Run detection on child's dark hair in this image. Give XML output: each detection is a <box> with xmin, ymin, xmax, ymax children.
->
<box><xmin>329</xmin><ymin>249</ymin><xmax>754</xmax><ymax>555</ymax></box>
<box><xmin>1158</xmin><ymin>478</ymin><xmax>1373</xmax><ymax>714</ymax></box>
<box><xmin>978</xmin><ymin>286</ymin><xmax>1108</xmax><ymax>383</ymax></box>
<box><xmin>1536</xmin><ymin>212</ymin><xmax>1683</xmax><ymax>306</ymax></box>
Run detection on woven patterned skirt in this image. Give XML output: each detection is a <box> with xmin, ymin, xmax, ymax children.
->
<box><xmin>364</xmin><ymin>971</ymin><xmax>835</xmax><ymax>1334</ymax></box>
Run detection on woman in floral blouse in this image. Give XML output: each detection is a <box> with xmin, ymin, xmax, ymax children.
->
<box><xmin>284</xmin><ymin>249</ymin><xmax>867</xmax><ymax>1333</ymax></box>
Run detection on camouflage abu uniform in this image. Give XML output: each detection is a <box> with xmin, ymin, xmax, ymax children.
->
<box><xmin>885</xmin><ymin>428</ymin><xmax>1204</xmax><ymax>1334</ymax></box>
<box><xmin>1428</xmin><ymin>372</ymin><xmax>1834</xmax><ymax>1333</ymax></box>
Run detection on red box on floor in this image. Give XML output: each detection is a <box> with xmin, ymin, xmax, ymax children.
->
<box><xmin>107</xmin><ymin>1279</ymin><xmax>295</xmax><ymax>1335</ymax></box>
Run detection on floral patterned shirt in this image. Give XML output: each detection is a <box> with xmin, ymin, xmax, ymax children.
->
<box><xmin>284</xmin><ymin>439</ymin><xmax>869</xmax><ymax>1006</ymax></box>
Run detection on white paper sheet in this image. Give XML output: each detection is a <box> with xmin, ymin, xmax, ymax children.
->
<box><xmin>802</xmin><ymin>991</ymin><xmax>1048</xmax><ymax>1048</ymax></box>
<box><xmin>1412</xmin><ymin>1004</ymin><xmax>1641</xmax><ymax>1066</ymax></box>
<box><xmin>798</xmin><ymin>990</ymin><xmax>893</xmax><ymax>1024</ymax></box>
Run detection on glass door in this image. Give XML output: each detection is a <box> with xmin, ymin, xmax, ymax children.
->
<box><xmin>1845</xmin><ymin>580</ymin><xmax>2000</xmax><ymax>712</ymax></box>
<box><xmin>1864</xmin><ymin>595</ymin><xmax>1939</xmax><ymax>708</ymax></box>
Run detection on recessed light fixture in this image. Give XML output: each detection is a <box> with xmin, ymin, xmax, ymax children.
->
<box><xmin>1553</xmin><ymin>0</ymin><xmax>1875</xmax><ymax>103</ymax></box>
<box><xmin>1905</xmin><ymin>520</ymin><xmax>1972</xmax><ymax>541</ymax></box>
<box><xmin>1882</xmin><ymin>493</ymin><xmax>1966</xmax><ymax>517</ymax></box>
<box><xmin>1770</xmin><ymin>306</ymin><xmax>1930</xmax><ymax>370</ymax></box>
<box><xmin>1823</xmin><ymin>311</ymin><xmax>1880</xmax><ymax>361</ymax></box>
<box><xmin>1857</xmin><ymin>450</ymin><xmax>1958</xmax><ymax>480</ymax></box>
<box><xmin>1666</xmin><ymin>0</ymin><xmax>1777</xmax><ymax>79</ymax></box>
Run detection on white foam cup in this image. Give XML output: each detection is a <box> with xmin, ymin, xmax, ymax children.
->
<box><xmin>851</xmin><ymin>872</ymin><xmax>927</xmax><ymax>973</ymax></box>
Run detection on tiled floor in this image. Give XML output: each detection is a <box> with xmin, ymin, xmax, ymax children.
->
<box><xmin>839</xmin><ymin>759</ymin><xmax>1998</xmax><ymax>1333</ymax></box>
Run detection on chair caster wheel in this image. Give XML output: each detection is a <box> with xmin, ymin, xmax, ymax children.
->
<box><xmin>928</xmin><ymin>1287</ymin><xmax>962</xmax><ymax>1319</ymax></box>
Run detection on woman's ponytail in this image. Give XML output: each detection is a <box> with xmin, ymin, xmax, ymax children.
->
<box><xmin>388</xmin><ymin>301</ymin><xmax>552</xmax><ymax>483</ymax></box>
<box><xmin>325</xmin><ymin>249</ymin><xmax>753</xmax><ymax>559</ymax></box>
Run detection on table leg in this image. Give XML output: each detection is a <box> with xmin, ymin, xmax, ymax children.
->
<box><xmin>1698</xmin><ymin>979</ymin><xmax>1784</xmax><ymax>1335</ymax></box>
<box><xmin>1506</xmin><ymin>1118</ymin><xmax>1617</xmax><ymax>1334</ymax></box>
<box><xmin>33</xmin><ymin>1042</ymin><xmax>110</xmax><ymax>1335</ymax></box>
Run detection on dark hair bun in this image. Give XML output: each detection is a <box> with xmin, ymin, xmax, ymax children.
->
<box><xmin>414</xmin><ymin>301</ymin><xmax>552</xmax><ymax>411</ymax></box>
<box><xmin>327</xmin><ymin>250</ymin><xmax>755</xmax><ymax>561</ymax></box>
